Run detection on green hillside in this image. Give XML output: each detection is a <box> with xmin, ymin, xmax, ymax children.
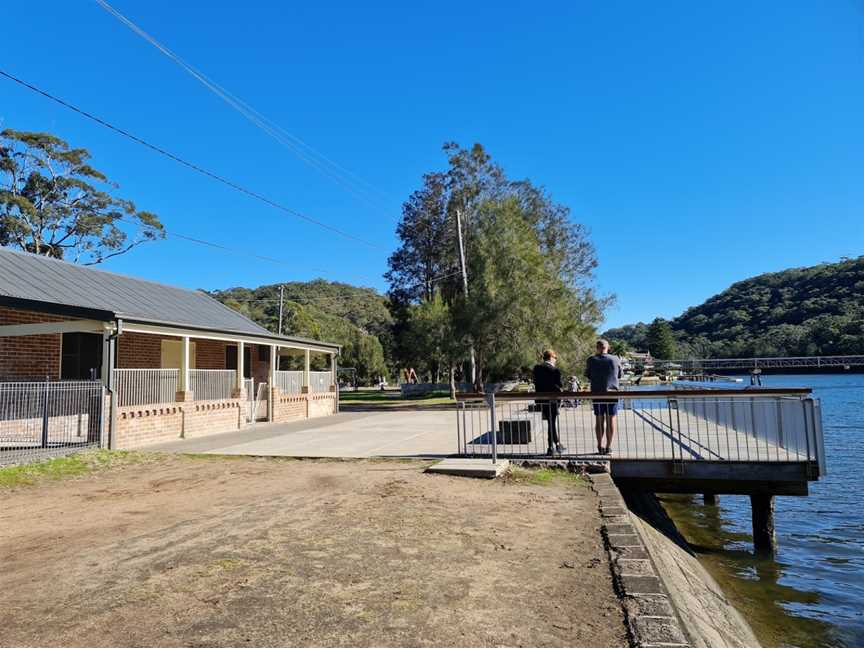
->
<box><xmin>605</xmin><ymin>256</ymin><xmax>864</xmax><ymax>358</ymax></box>
<box><xmin>210</xmin><ymin>280</ymin><xmax>393</xmax><ymax>382</ymax></box>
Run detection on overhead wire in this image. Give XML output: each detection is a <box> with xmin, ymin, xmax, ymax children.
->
<box><xmin>0</xmin><ymin>68</ymin><xmax>382</xmax><ymax>249</ymax></box>
<box><xmin>93</xmin><ymin>0</ymin><xmax>397</xmax><ymax>216</ymax></box>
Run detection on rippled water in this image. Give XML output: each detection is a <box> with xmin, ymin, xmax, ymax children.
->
<box><xmin>659</xmin><ymin>374</ymin><xmax>864</xmax><ymax>648</ymax></box>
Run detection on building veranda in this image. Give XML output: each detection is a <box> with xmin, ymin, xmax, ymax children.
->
<box><xmin>0</xmin><ymin>247</ymin><xmax>340</xmax><ymax>463</ymax></box>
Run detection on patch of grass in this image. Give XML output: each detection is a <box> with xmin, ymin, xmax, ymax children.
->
<box><xmin>0</xmin><ymin>450</ymin><xmax>158</xmax><ymax>488</ymax></box>
<box><xmin>507</xmin><ymin>466</ymin><xmax>588</xmax><ymax>487</ymax></box>
<box><xmin>339</xmin><ymin>389</ymin><xmax>455</xmax><ymax>407</ymax></box>
<box><xmin>211</xmin><ymin>558</ymin><xmax>246</xmax><ymax>571</ymax></box>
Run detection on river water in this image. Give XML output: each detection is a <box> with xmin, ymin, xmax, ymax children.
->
<box><xmin>657</xmin><ymin>374</ymin><xmax>864</xmax><ymax>648</ymax></box>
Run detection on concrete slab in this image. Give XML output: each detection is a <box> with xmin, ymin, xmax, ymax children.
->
<box><xmin>150</xmin><ymin>411</ymin><xmax>459</xmax><ymax>459</ymax></box>
<box><xmin>425</xmin><ymin>458</ymin><xmax>510</xmax><ymax>479</ymax></box>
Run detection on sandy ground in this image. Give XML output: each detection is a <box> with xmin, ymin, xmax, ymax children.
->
<box><xmin>0</xmin><ymin>456</ymin><xmax>627</xmax><ymax>648</ymax></box>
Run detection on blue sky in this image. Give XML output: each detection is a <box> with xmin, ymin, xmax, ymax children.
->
<box><xmin>1</xmin><ymin>1</ymin><xmax>862</xmax><ymax>328</ymax></box>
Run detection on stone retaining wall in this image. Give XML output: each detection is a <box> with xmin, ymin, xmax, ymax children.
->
<box><xmin>590</xmin><ymin>473</ymin><xmax>761</xmax><ymax>648</ymax></box>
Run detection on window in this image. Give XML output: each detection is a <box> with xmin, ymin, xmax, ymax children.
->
<box><xmin>61</xmin><ymin>332</ymin><xmax>103</xmax><ymax>380</ymax></box>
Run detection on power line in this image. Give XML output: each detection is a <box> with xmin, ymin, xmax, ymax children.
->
<box><xmin>109</xmin><ymin>216</ymin><xmax>382</xmax><ymax>283</ymax></box>
<box><xmin>0</xmin><ymin>68</ymin><xmax>382</xmax><ymax>248</ymax></box>
<box><xmin>94</xmin><ymin>0</ymin><xmax>397</xmax><ymax>216</ymax></box>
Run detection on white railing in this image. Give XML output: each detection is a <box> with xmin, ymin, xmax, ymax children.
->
<box><xmin>274</xmin><ymin>370</ymin><xmax>304</xmax><ymax>394</ymax></box>
<box><xmin>309</xmin><ymin>371</ymin><xmax>332</xmax><ymax>393</ymax></box>
<box><xmin>113</xmin><ymin>369</ymin><xmax>178</xmax><ymax>406</ymax></box>
<box><xmin>455</xmin><ymin>390</ymin><xmax>825</xmax><ymax>473</ymax></box>
<box><xmin>191</xmin><ymin>369</ymin><xmax>236</xmax><ymax>401</ymax></box>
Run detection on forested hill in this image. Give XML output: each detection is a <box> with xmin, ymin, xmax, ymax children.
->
<box><xmin>209</xmin><ymin>280</ymin><xmax>393</xmax><ymax>379</ymax></box>
<box><xmin>604</xmin><ymin>256</ymin><xmax>864</xmax><ymax>358</ymax></box>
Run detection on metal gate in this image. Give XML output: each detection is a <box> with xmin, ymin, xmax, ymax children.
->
<box><xmin>0</xmin><ymin>380</ymin><xmax>105</xmax><ymax>466</ymax></box>
<box><xmin>244</xmin><ymin>380</ymin><xmax>268</xmax><ymax>424</ymax></box>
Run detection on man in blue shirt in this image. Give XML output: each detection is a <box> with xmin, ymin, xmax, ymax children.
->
<box><xmin>585</xmin><ymin>339</ymin><xmax>622</xmax><ymax>455</ymax></box>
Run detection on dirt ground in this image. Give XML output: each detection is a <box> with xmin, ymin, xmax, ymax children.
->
<box><xmin>0</xmin><ymin>456</ymin><xmax>627</xmax><ymax>648</ymax></box>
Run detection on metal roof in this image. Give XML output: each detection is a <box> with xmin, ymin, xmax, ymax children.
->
<box><xmin>0</xmin><ymin>247</ymin><xmax>338</xmax><ymax>350</ymax></box>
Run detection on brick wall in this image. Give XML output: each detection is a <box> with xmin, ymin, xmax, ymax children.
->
<box><xmin>184</xmin><ymin>401</ymin><xmax>244</xmax><ymax>438</ymax></box>
<box><xmin>308</xmin><ymin>393</ymin><xmax>337</xmax><ymax>418</ymax></box>
<box><xmin>117</xmin><ymin>332</ymin><xmax>164</xmax><ymax>368</ymax></box>
<box><xmin>271</xmin><ymin>388</ymin><xmax>307</xmax><ymax>423</ymax></box>
<box><xmin>114</xmin><ymin>404</ymin><xmax>185</xmax><ymax>449</ymax></box>
<box><xmin>113</xmin><ymin>398</ymin><xmax>248</xmax><ymax>449</ymax></box>
<box><xmin>196</xmin><ymin>339</ymin><xmax>226</xmax><ymax>369</ymax></box>
<box><xmin>0</xmin><ymin>305</ymin><xmax>70</xmax><ymax>379</ymax></box>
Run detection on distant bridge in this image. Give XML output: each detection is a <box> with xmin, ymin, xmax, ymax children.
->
<box><xmin>630</xmin><ymin>355</ymin><xmax>864</xmax><ymax>372</ymax></box>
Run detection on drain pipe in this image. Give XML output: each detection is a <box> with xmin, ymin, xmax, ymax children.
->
<box><xmin>105</xmin><ymin>319</ymin><xmax>123</xmax><ymax>449</ymax></box>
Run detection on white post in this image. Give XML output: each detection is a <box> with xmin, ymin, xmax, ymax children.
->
<box><xmin>331</xmin><ymin>352</ymin><xmax>339</xmax><ymax>413</ymax></box>
<box><xmin>180</xmin><ymin>336</ymin><xmax>190</xmax><ymax>392</ymax></box>
<box><xmin>236</xmin><ymin>341</ymin><xmax>245</xmax><ymax>394</ymax></box>
<box><xmin>331</xmin><ymin>353</ymin><xmax>338</xmax><ymax>389</ymax></box>
<box><xmin>303</xmin><ymin>348</ymin><xmax>311</xmax><ymax>393</ymax></box>
<box><xmin>269</xmin><ymin>344</ymin><xmax>277</xmax><ymax>422</ymax></box>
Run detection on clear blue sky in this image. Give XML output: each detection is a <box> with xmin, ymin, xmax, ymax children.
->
<box><xmin>2</xmin><ymin>1</ymin><xmax>862</xmax><ymax>328</ymax></box>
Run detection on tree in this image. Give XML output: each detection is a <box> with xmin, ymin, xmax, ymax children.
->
<box><xmin>607</xmin><ymin>256</ymin><xmax>864</xmax><ymax>358</ymax></box>
<box><xmin>402</xmin><ymin>293</ymin><xmax>468</xmax><ymax>397</ymax></box>
<box><xmin>609</xmin><ymin>339</ymin><xmax>632</xmax><ymax>356</ymax></box>
<box><xmin>646</xmin><ymin>318</ymin><xmax>677</xmax><ymax>359</ymax></box>
<box><xmin>341</xmin><ymin>330</ymin><xmax>388</xmax><ymax>386</ymax></box>
<box><xmin>0</xmin><ymin>129</ymin><xmax>163</xmax><ymax>264</ymax></box>
<box><xmin>387</xmin><ymin>142</ymin><xmax>607</xmax><ymax>386</ymax></box>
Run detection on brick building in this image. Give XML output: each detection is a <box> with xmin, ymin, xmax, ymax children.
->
<box><xmin>0</xmin><ymin>247</ymin><xmax>340</xmax><ymax>450</ymax></box>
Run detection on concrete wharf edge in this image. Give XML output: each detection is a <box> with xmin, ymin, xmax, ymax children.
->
<box><xmin>589</xmin><ymin>472</ymin><xmax>694</xmax><ymax>648</ymax></box>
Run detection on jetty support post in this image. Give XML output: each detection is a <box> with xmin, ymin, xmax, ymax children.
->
<box><xmin>750</xmin><ymin>494</ymin><xmax>776</xmax><ymax>555</ymax></box>
<box><xmin>703</xmin><ymin>493</ymin><xmax>719</xmax><ymax>506</ymax></box>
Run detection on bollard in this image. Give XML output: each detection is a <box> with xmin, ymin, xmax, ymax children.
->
<box><xmin>488</xmin><ymin>392</ymin><xmax>498</xmax><ymax>464</ymax></box>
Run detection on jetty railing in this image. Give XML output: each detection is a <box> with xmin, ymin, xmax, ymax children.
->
<box><xmin>455</xmin><ymin>389</ymin><xmax>825</xmax><ymax>473</ymax></box>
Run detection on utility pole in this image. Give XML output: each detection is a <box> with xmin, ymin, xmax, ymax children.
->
<box><xmin>455</xmin><ymin>208</ymin><xmax>477</xmax><ymax>386</ymax></box>
<box><xmin>278</xmin><ymin>285</ymin><xmax>284</xmax><ymax>336</ymax></box>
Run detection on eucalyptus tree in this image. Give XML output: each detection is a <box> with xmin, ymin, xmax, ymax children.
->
<box><xmin>388</xmin><ymin>142</ymin><xmax>607</xmax><ymax>386</ymax></box>
<box><xmin>0</xmin><ymin>129</ymin><xmax>163</xmax><ymax>264</ymax></box>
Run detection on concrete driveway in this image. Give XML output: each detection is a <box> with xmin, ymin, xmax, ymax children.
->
<box><xmin>150</xmin><ymin>410</ymin><xmax>458</xmax><ymax>458</ymax></box>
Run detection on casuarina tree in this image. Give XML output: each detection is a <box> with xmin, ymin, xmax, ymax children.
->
<box><xmin>0</xmin><ymin>129</ymin><xmax>163</xmax><ymax>264</ymax></box>
<box><xmin>646</xmin><ymin>318</ymin><xmax>677</xmax><ymax>359</ymax></box>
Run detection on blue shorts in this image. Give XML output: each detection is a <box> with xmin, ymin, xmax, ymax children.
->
<box><xmin>593</xmin><ymin>402</ymin><xmax>618</xmax><ymax>416</ymax></box>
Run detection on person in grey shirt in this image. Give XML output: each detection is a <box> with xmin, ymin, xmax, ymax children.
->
<box><xmin>585</xmin><ymin>339</ymin><xmax>623</xmax><ymax>455</ymax></box>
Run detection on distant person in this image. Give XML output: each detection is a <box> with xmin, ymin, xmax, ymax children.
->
<box><xmin>533</xmin><ymin>349</ymin><xmax>566</xmax><ymax>456</ymax></box>
<box><xmin>585</xmin><ymin>339</ymin><xmax>622</xmax><ymax>455</ymax></box>
<box><xmin>563</xmin><ymin>375</ymin><xmax>581</xmax><ymax>408</ymax></box>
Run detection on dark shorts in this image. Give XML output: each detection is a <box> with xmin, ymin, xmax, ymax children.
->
<box><xmin>593</xmin><ymin>401</ymin><xmax>618</xmax><ymax>416</ymax></box>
